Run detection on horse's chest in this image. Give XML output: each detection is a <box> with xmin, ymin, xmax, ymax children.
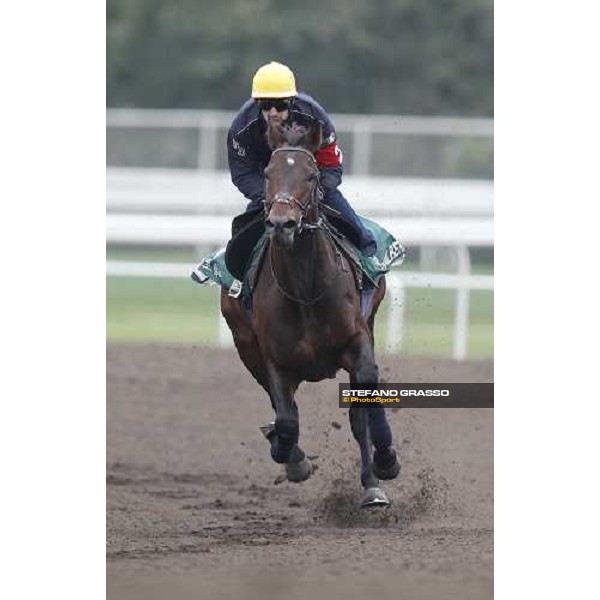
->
<box><xmin>254</xmin><ymin>279</ymin><xmax>357</xmax><ymax>370</ymax></box>
<box><xmin>272</xmin><ymin>325</ymin><xmax>340</xmax><ymax>367</ymax></box>
<box><xmin>295</xmin><ymin>330</ymin><xmax>332</xmax><ymax>358</ymax></box>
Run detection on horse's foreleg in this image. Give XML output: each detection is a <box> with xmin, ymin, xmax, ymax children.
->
<box><xmin>264</xmin><ymin>363</ymin><xmax>299</xmax><ymax>464</ymax></box>
<box><xmin>264</xmin><ymin>362</ymin><xmax>312</xmax><ymax>482</ymax></box>
<box><xmin>346</xmin><ymin>331</ymin><xmax>399</xmax><ymax>477</ymax></box>
<box><xmin>343</xmin><ymin>331</ymin><xmax>400</xmax><ymax>506</ymax></box>
<box><xmin>349</xmin><ymin>402</ymin><xmax>378</xmax><ymax>490</ymax></box>
<box><xmin>221</xmin><ymin>293</ymin><xmax>270</xmax><ymax>395</ymax></box>
<box><xmin>344</xmin><ymin>332</ymin><xmax>380</xmax><ymax>493</ymax></box>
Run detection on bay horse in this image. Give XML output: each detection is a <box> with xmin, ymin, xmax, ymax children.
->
<box><xmin>221</xmin><ymin>122</ymin><xmax>400</xmax><ymax>507</ymax></box>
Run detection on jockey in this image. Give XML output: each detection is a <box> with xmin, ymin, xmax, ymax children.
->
<box><xmin>227</xmin><ymin>61</ymin><xmax>377</xmax><ymax>257</ymax></box>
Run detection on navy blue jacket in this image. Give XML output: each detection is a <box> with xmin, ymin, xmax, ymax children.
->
<box><xmin>227</xmin><ymin>92</ymin><xmax>344</xmax><ymax>204</ymax></box>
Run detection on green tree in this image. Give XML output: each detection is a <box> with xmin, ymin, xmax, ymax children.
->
<box><xmin>107</xmin><ymin>0</ymin><xmax>493</xmax><ymax>116</ymax></box>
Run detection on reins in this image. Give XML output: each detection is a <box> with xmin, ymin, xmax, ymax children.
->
<box><xmin>268</xmin><ymin>230</ymin><xmax>344</xmax><ymax>306</ymax></box>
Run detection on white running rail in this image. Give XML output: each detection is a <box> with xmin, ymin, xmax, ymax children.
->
<box><xmin>106</xmin><ymin>261</ymin><xmax>493</xmax><ymax>360</ymax></box>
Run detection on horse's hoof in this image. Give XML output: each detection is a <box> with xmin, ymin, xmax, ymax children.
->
<box><xmin>359</xmin><ymin>487</ymin><xmax>390</xmax><ymax>509</ymax></box>
<box><xmin>372</xmin><ymin>448</ymin><xmax>401</xmax><ymax>480</ymax></box>
<box><xmin>285</xmin><ymin>457</ymin><xmax>313</xmax><ymax>483</ymax></box>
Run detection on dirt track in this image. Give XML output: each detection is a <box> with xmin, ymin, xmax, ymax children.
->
<box><xmin>107</xmin><ymin>343</ymin><xmax>493</xmax><ymax>599</ymax></box>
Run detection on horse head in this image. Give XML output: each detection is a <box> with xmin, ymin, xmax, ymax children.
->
<box><xmin>263</xmin><ymin>122</ymin><xmax>322</xmax><ymax>248</ymax></box>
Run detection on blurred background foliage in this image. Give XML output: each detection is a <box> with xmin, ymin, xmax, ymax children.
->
<box><xmin>107</xmin><ymin>0</ymin><xmax>493</xmax><ymax>116</ymax></box>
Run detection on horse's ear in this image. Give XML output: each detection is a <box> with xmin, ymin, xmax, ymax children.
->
<box><xmin>266</xmin><ymin>123</ymin><xmax>285</xmax><ymax>150</ymax></box>
<box><xmin>305</xmin><ymin>122</ymin><xmax>323</xmax><ymax>155</ymax></box>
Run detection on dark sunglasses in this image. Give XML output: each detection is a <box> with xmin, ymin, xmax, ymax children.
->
<box><xmin>256</xmin><ymin>98</ymin><xmax>292</xmax><ymax>112</ymax></box>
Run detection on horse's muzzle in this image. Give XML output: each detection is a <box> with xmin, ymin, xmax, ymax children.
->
<box><xmin>265</xmin><ymin>215</ymin><xmax>297</xmax><ymax>247</ymax></box>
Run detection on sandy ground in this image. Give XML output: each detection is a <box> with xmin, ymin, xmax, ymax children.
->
<box><xmin>107</xmin><ymin>343</ymin><xmax>493</xmax><ymax>599</ymax></box>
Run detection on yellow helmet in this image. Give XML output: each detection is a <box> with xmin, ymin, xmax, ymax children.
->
<box><xmin>251</xmin><ymin>61</ymin><xmax>297</xmax><ymax>99</ymax></box>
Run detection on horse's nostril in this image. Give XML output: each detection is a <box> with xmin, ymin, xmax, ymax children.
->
<box><xmin>265</xmin><ymin>217</ymin><xmax>296</xmax><ymax>231</ymax></box>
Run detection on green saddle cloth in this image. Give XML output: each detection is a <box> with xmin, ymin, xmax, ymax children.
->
<box><xmin>190</xmin><ymin>217</ymin><xmax>405</xmax><ymax>295</ymax></box>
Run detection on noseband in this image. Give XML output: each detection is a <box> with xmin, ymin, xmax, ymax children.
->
<box><xmin>263</xmin><ymin>147</ymin><xmax>323</xmax><ymax>231</ymax></box>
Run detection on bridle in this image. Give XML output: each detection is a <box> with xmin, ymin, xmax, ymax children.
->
<box><xmin>264</xmin><ymin>146</ymin><xmax>344</xmax><ymax>305</ymax></box>
<box><xmin>262</xmin><ymin>146</ymin><xmax>323</xmax><ymax>232</ymax></box>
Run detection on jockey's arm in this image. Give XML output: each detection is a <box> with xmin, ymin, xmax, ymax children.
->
<box><xmin>316</xmin><ymin>139</ymin><xmax>343</xmax><ymax>194</ymax></box>
<box><xmin>227</xmin><ymin>128</ymin><xmax>265</xmax><ymax>206</ymax></box>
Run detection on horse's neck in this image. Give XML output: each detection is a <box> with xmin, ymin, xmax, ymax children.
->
<box><xmin>270</xmin><ymin>230</ymin><xmax>336</xmax><ymax>301</ymax></box>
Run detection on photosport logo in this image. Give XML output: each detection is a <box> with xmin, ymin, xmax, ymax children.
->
<box><xmin>338</xmin><ymin>383</ymin><xmax>493</xmax><ymax>408</ymax></box>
